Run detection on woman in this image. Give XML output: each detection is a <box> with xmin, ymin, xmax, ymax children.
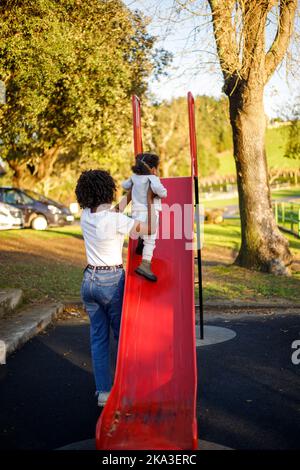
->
<box><xmin>75</xmin><ymin>169</ymin><xmax>155</xmax><ymax>407</ymax></box>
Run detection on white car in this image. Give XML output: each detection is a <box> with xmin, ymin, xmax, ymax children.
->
<box><xmin>0</xmin><ymin>202</ymin><xmax>23</xmax><ymax>230</ymax></box>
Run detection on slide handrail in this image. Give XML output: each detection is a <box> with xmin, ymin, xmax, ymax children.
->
<box><xmin>187</xmin><ymin>92</ymin><xmax>198</xmax><ymax>178</ymax></box>
<box><xmin>132</xmin><ymin>95</ymin><xmax>143</xmax><ymax>156</ymax></box>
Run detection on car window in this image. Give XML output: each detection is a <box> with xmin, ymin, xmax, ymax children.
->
<box><xmin>3</xmin><ymin>189</ymin><xmax>22</xmax><ymax>205</ymax></box>
<box><xmin>24</xmin><ymin>189</ymin><xmax>50</xmax><ymax>204</ymax></box>
<box><xmin>20</xmin><ymin>192</ymin><xmax>35</xmax><ymax>205</ymax></box>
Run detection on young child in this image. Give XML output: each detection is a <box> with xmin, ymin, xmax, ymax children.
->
<box><xmin>122</xmin><ymin>153</ymin><xmax>167</xmax><ymax>282</ymax></box>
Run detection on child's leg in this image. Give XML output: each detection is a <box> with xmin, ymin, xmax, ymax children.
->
<box><xmin>141</xmin><ymin>235</ymin><xmax>156</xmax><ymax>262</ymax></box>
<box><xmin>135</xmin><ymin>214</ymin><xmax>159</xmax><ymax>282</ymax></box>
<box><xmin>135</xmin><ymin>237</ymin><xmax>144</xmax><ymax>255</ymax></box>
<box><xmin>142</xmin><ymin>211</ymin><xmax>159</xmax><ymax>260</ymax></box>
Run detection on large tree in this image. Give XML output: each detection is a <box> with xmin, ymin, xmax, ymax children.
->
<box><xmin>207</xmin><ymin>0</ymin><xmax>297</xmax><ymax>274</ymax></box>
<box><xmin>179</xmin><ymin>0</ymin><xmax>297</xmax><ymax>274</ymax></box>
<box><xmin>0</xmin><ymin>0</ymin><xmax>169</xmax><ymax>191</ymax></box>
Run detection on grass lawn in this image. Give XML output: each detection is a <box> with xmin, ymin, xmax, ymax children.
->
<box><xmin>1</xmin><ymin>220</ymin><xmax>300</xmax><ymax>306</ymax></box>
<box><xmin>216</xmin><ymin>125</ymin><xmax>299</xmax><ymax>176</ymax></box>
<box><xmin>0</xmin><ymin>225</ymin><xmax>85</xmax><ymax>305</ymax></box>
<box><xmin>201</xmin><ymin>219</ymin><xmax>300</xmax><ymax>302</ymax></box>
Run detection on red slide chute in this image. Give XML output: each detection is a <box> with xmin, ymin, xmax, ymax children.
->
<box><xmin>96</xmin><ymin>94</ymin><xmax>198</xmax><ymax>450</ymax></box>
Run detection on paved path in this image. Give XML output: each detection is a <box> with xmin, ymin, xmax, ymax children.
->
<box><xmin>0</xmin><ymin>312</ymin><xmax>299</xmax><ymax>450</ymax></box>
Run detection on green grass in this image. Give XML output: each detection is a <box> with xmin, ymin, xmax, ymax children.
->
<box><xmin>0</xmin><ymin>225</ymin><xmax>82</xmax><ymax>240</ymax></box>
<box><xmin>204</xmin><ymin>218</ymin><xmax>300</xmax><ymax>253</ymax></box>
<box><xmin>216</xmin><ymin>125</ymin><xmax>299</xmax><ymax>177</ymax></box>
<box><xmin>1</xmin><ymin>221</ymin><xmax>300</xmax><ymax>306</ymax></box>
<box><xmin>0</xmin><ymin>225</ymin><xmax>84</xmax><ymax>304</ymax></box>
<box><xmin>203</xmin><ymin>264</ymin><xmax>300</xmax><ymax>301</ymax></box>
<box><xmin>203</xmin><ymin>219</ymin><xmax>241</xmax><ymax>250</ymax></box>
<box><xmin>271</xmin><ymin>188</ymin><xmax>300</xmax><ymax>199</ymax></box>
<box><xmin>4</xmin><ymin>260</ymin><xmax>84</xmax><ymax>304</ymax></box>
<box><xmin>201</xmin><ymin>219</ymin><xmax>300</xmax><ymax>302</ymax></box>
<box><xmin>201</xmin><ymin>196</ymin><xmax>238</xmax><ymax>209</ymax></box>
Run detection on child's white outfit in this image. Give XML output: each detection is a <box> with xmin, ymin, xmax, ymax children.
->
<box><xmin>122</xmin><ymin>174</ymin><xmax>167</xmax><ymax>261</ymax></box>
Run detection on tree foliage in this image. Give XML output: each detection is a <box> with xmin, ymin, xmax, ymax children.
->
<box><xmin>150</xmin><ymin>95</ymin><xmax>231</xmax><ymax>178</ymax></box>
<box><xmin>174</xmin><ymin>0</ymin><xmax>298</xmax><ymax>274</ymax></box>
<box><xmin>0</xmin><ymin>0</ymin><xmax>170</xmax><ymax>192</ymax></box>
<box><xmin>285</xmin><ymin>102</ymin><xmax>300</xmax><ymax>160</ymax></box>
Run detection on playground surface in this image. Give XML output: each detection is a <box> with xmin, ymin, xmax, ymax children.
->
<box><xmin>0</xmin><ymin>309</ymin><xmax>299</xmax><ymax>450</ymax></box>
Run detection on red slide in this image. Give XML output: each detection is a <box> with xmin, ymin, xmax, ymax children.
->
<box><xmin>96</xmin><ymin>96</ymin><xmax>198</xmax><ymax>450</ymax></box>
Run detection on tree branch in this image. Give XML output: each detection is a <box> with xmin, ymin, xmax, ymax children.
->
<box><xmin>208</xmin><ymin>0</ymin><xmax>240</xmax><ymax>91</ymax></box>
<box><xmin>265</xmin><ymin>0</ymin><xmax>297</xmax><ymax>82</ymax></box>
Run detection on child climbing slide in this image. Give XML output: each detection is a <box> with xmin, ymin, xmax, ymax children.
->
<box><xmin>122</xmin><ymin>152</ymin><xmax>167</xmax><ymax>281</ymax></box>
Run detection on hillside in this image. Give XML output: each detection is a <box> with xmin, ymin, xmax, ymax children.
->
<box><xmin>216</xmin><ymin>124</ymin><xmax>299</xmax><ymax>176</ymax></box>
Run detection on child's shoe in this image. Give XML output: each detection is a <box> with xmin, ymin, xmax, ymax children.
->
<box><xmin>135</xmin><ymin>237</ymin><xmax>144</xmax><ymax>255</ymax></box>
<box><xmin>135</xmin><ymin>260</ymin><xmax>157</xmax><ymax>282</ymax></box>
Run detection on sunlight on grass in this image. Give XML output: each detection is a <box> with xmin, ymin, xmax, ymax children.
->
<box><xmin>203</xmin><ymin>219</ymin><xmax>241</xmax><ymax>251</ymax></box>
<box><xmin>215</xmin><ymin>125</ymin><xmax>298</xmax><ymax>177</ymax></box>
<box><xmin>0</xmin><ymin>259</ymin><xmax>83</xmax><ymax>303</ymax></box>
<box><xmin>203</xmin><ymin>218</ymin><xmax>300</xmax><ymax>256</ymax></box>
<box><xmin>202</xmin><ymin>265</ymin><xmax>300</xmax><ymax>301</ymax></box>
<box><xmin>0</xmin><ymin>224</ymin><xmax>83</xmax><ymax>240</ymax></box>
<box><xmin>1</xmin><ymin>219</ymin><xmax>300</xmax><ymax>304</ymax></box>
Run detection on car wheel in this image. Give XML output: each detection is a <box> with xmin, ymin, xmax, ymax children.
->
<box><xmin>31</xmin><ymin>215</ymin><xmax>48</xmax><ymax>230</ymax></box>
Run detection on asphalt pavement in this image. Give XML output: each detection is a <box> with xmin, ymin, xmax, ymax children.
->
<box><xmin>0</xmin><ymin>312</ymin><xmax>299</xmax><ymax>450</ymax></box>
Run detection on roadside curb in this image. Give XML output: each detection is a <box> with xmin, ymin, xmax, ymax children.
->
<box><xmin>0</xmin><ymin>303</ymin><xmax>64</xmax><ymax>363</ymax></box>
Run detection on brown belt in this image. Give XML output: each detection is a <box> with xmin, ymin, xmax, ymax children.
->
<box><xmin>86</xmin><ymin>264</ymin><xmax>123</xmax><ymax>271</ymax></box>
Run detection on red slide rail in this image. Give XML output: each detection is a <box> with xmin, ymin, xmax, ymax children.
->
<box><xmin>187</xmin><ymin>91</ymin><xmax>198</xmax><ymax>178</ymax></box>
<box><xmin>132</xmin><ymin>95</ymin><xmax>143</xmax><ymax>156</ymax></box>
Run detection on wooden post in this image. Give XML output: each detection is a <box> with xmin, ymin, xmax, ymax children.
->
<box><xmin>282</xmin><ymin>202</ymin><xmax>285</xmax><ymax>226</ymax></box>
<box><xmin>274</xmin><ymin>202</ymin><xmax>278</xmax><ymax>224</ymax></box>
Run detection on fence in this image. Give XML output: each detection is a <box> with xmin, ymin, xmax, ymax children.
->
<box><xmin>200</xmin><ymin>168</ymin><xmax>300</xmax><ymax>193</ymax></box>
<box><xmin>274</xmin><ymin>201</ymin><xmax>300</xmax><ymax>238</ymax></box>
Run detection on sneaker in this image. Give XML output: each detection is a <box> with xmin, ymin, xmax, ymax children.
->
<box><xmin>135</xmin><ymin>260</ymin><xmax>157</xmax><ymax>282</ymax></box>
<box><xmin>97</xmin><ymin>391</ymin><xmax>110</xmax><ymax>407</ymax></box>
<box><xmin>135</xmin><ymin>237</ymin><xmax>144</xmax><ymax>255</ymax></box>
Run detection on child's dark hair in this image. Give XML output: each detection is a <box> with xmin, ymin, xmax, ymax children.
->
<box><xmin>75</xmin><ymin>169</ymin><xmax>116</xmax><ymax>209</ymax></box>
<box><xmin>132</xmin><ymin>153</ymin><xmax>159</xmax><ymax>175</ymax></box>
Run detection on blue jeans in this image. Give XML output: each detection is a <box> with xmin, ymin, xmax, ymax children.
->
<box><xmin>80</xmin><ymin>267</ymin><xmax>125</xmax><ymax>393</ymax></box>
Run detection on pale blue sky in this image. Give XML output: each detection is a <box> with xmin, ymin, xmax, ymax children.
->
<box><xmin>125</xmin><ymin>0</ymin><xmax>299</xmax><ymax>118</ymax></box>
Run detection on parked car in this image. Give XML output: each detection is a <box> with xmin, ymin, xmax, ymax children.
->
<box><xmin>0</xmin><ymin>201</ymin><xmax>23</xmax><ymax>230</ymax></box>
<box><xmin>0</xmin><ymin>187</ymin><xmax>74</xmax><ymax>230</ymax></box>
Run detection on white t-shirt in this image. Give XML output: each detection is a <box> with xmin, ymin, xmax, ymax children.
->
<box><xmin>80</xmin><ymin>208</ymin><xmax>135</xmax><ymax>266</ymax></box>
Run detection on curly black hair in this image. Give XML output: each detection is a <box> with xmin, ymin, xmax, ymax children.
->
<box><xmin>75</xmin><ymin>169</ymin><xmax>116</xmax><ymax>209</ymax></box>
<box><xmin>132</xmin><ymin>153</ymin><xmax>160</xmax><ymax>175</ymax></box>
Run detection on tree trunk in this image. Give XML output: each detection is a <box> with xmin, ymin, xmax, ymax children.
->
<box><xmin>10</xmin><ymin>160</ymin><xmax>28</xmax><ymax>188</ymax></box>
<box><xmin>229</xmin><ymin>83</ymin><xmax>292</xmax><ymax>275</ymax></box>
<box><xmin>10</xmin><ymin>146</ymin><xmax>61</xmax><ymax>188</ymax></box>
